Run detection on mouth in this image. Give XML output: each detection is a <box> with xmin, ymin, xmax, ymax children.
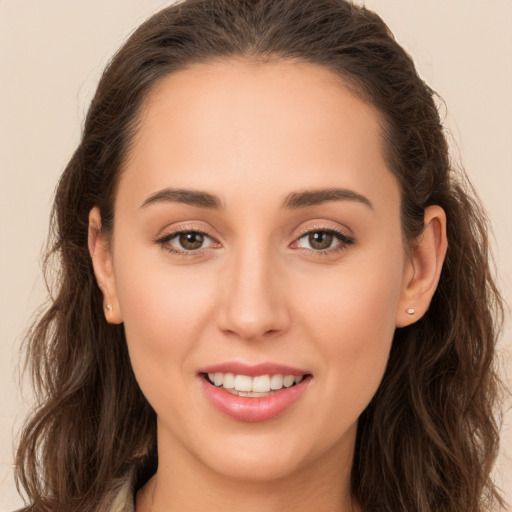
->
<box><xmin>201</xmin><ymin>372</ymin><xmax>311</xmax><ymax>397</ymax></box>
<box><xmin>198</xmin><ymin>365</ymin><xmax>312</xmax><ymax>421</ymax></box>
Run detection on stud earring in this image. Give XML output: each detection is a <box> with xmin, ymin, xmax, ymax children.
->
<box><xmin>104</xmin><ymin>304</ymin><xmax>112</xmax><ymax>312</ymax></box>
<box><xmin>406</xmin><ymin>308</ymin><xmax>415</xmax><ymax>315</ymax></box>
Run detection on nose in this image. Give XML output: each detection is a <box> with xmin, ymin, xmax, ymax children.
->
<box><xmin>216</xmin><ymin>244</ymin><xmax>291</xmax><ymax>342</ymax></box>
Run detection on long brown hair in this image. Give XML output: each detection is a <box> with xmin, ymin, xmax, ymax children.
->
<box><xmin>15</xmin><ymin>1</ymin><xmax>505</xmax><ymax>510</ymax></box>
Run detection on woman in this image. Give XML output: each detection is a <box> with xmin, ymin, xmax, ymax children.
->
<box><xmin>13</xmin><ymin>0</ymin><xmax>505</xmax><ymax>510</ymax></box>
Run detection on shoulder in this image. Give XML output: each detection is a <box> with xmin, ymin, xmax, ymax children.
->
<box><xmin>12</xmin><ymin>468</ymin><xmax>139</xmax><ymax>512</ymax></box>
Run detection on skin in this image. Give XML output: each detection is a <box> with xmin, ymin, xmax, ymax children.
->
<box><xmin>89</xmin><ymin>59</ymin><xmax>447</xmax><ymax>511</ymax></box>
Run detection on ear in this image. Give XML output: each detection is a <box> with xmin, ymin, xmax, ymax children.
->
<box><xmin>396</xmin><ymin>205</ymin><xmax>448</xmax><ymax>327</ymax></box>
<box><xmin>88</xmin><ymin>207</ymin><xmax>123</xmax><ymax>324</ymax></box>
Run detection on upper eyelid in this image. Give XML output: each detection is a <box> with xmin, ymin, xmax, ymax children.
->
<box><xmin>294</xmin><ymin>221</ymin><xmax>353</xmax><ymax>237</ymax></box>
<box><xmin>293</xmin><ymin>228</ymin><xmax>354</xmax><ymax>248</ymax></box>
<box><xmin>156</xmin><ymin>225</ymin><xmax>350</xmax><ymax>239</ymax></box>
<box><xmin>155</xmin><ymin>223</ymin><xmax>217</xmax><ymax>241</ymax></box>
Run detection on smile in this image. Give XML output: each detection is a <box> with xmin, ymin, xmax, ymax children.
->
<box><xmin>205</xmin><ymin>372</ymin><xmax>305</xmax><ymax>397</ymax></box>
<box><xmin>199</xmin><ymin>364</ymin><xmax>312</xmax><ymax>422</ymax></box>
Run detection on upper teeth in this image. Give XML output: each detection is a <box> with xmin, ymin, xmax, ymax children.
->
<box><xmin>207</xmin><ymin>373</ymin><xmax>304</xmax><ymax>393</ymax></box>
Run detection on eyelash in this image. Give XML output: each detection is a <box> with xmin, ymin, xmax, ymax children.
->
<box><xmin>155</xmin><ymin>225</ymin><xmax>354</xmax><ymax>257</ymax></box>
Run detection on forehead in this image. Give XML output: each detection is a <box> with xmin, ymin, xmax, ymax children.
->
<box><xmin>119</xmin><ymin>58</ymin><xmax>399</xmax><ymax>215</ymax></box>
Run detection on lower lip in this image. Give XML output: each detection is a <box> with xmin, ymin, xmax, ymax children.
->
<box><xmin>200</xmin><ymin>376</ymin><xmax>311</xmax><ymax>422</ymax></box>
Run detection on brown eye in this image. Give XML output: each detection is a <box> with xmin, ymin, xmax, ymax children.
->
<box><xmin>294</xmin><ymin>228</ymin><xmax>353</xmax><ymax>254</ymax></box>
<box><xmin>178</xmin><ymin>232</ymin><xmax>205</xmax><ymax>250</ymax></box>
<box><xmin>308</xmin><ymin>231</ymin><xmax>334</xmax><ymax>250</ymax></box>
<box><xmin>157</xmin><ymin>228</ymin><xmax>219</xmax><ymax>255</ymax></box>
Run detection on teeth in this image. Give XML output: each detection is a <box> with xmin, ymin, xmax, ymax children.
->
<box><xmin>252</xmin><ymin>375</ymin><xmax>271</xmax><ymax>393</ymax></box>
<box><xmin>270</xmin><ymin>374</ymin><xmax>283</xmax><ymax>390</ymax></box>
<box><xmin>283</xmin><ymin>375</ymin><xmax>295</xmax><ymax>388</ymax></box>
<box><xmin>234</xmin><ymin>374</ymin><xmax>252</xmax><ymax>392</ymax></box>
<box><xmin>206</xmin><ymin>372</ymin><xmax>306</xmax><ymax>392</ymax></box>
<box><xmin>222</xmin><ymin>373</ymin><xmax>235</xmax><ymax>389</ymax></box>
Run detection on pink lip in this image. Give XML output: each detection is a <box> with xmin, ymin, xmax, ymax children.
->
<box><xmin>198</xmin><ymin>362</ymin><xmax>312</xmax><ymax>422</ymax></box>
<box><xmin>198</xmin><ymin>361</ymin><xmax>310</xmax><ymax>377</ymax></box>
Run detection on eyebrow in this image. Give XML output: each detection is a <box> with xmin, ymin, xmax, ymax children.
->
<box><xmin>140</xmin><ymin>187</ymin><xmax>373</xmax><ymax>211</ymax></box>
<box><xmin>140</xmin><ymin>188</ymin><xmax>224</xmax><ymax>209</ymax></box>
<box><xmin>282</xmin><ymin>188</ymin><xmax>373</xmax><ymax>210</ymax></box>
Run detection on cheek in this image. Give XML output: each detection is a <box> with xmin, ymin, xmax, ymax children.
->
<box><xmin>113</xmin><ymin>254</ymin><xmax>217</xmax><ymax>381</ymax></box>
<box><xmin>299</xmin><ymin>246</ymin><xmax>403</xmax><ymax>339</ymax></box>
<box><xmin>296</xmin><ymin>251</ymin><xmax>404</xmax><ymax>409</ymax></box>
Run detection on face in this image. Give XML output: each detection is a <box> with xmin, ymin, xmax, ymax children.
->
<box><xmin>97</xmin><ymin>59</ymin><xmax>414</xmax><ymax>483</ymax></box>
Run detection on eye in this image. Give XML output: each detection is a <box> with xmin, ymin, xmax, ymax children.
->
<box><xmin>174</xmin><ymin>232</ymin><xmax>207</xmax><ymax>250</ymax></box>
<box><xmin>156</xmin><ymin>229</ymin><xmax>218</xmax><ymax>254</ymax></box>
<box><xmin>294</xmin><ymin>228</ymin><xmax>354</xmax><ymax>253</ymax></box>
<box><xmin>299</xmin><ymin>231</ymin><xmax>336</xmax><ymax>251</ymax></box>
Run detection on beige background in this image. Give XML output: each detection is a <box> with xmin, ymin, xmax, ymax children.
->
<box><xmin>1</xmin><ymin>0</ymin><xmax>511</xmax><ymax>509</ymax></box>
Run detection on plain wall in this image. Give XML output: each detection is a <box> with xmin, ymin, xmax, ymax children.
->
<box><xmin>1</xmin><ymin>0</ymin><xmax>510</xmax><ymax>509</ymax></box>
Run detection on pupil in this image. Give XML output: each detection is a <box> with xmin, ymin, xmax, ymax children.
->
<box><xmin>180</xmin><ymin>232</ymin><xmax>204</xmax><ymax>250</ymax></box>
<box><xmin>309</xmin><ymin>232</ymin><xmax>333</xmax><ymax>250</ymax></box>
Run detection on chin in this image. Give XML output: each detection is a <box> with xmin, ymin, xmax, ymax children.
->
<box><xmin>191</xmin><ymin>425</ymin><xmax>352</xmax><ymax>484</ymax></box>
<box><xmin>204</xmin><ymin>447</ymin><xmax>309</xmax><ymax>483</ymax></box>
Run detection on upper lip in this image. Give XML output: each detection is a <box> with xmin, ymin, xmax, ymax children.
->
<box><xmin>198</xmin><ymin>361</ymin><xmax>311</xmax><ymax>377</ymax></box>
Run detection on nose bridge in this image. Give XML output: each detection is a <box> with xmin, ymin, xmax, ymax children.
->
<box><xmin>218</xmin><ymin>235</ymin><xmax>289</xmax><ymax>340</ymax></box>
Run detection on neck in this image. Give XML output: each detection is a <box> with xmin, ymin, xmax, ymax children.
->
<box><xmin>136</xmin><ymin>426</ymin><xmax>359</xmax><ymax>512</ymax></box>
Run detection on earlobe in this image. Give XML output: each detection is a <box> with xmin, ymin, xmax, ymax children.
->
<box><xmin>396</xmin><ymin>205</ymin><xmax>448</xmax><ymax>327</ymax></box>
<box><xmin>88</xmin><ymin>207</ymin><xmax>123</xmax><ymax>324</ymax></box>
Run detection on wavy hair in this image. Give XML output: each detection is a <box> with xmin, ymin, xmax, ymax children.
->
<box><xmin>15</xmin><ymin>0</ymin><xmax>505</xmax><ymax>510</ymax></box>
